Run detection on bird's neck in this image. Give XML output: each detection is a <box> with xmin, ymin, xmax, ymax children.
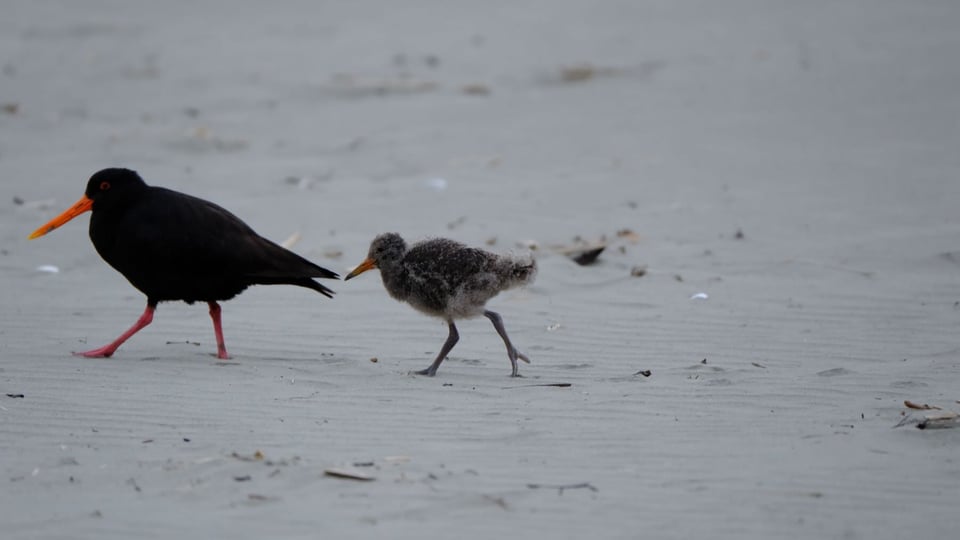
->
<box><xmin>379</xmin><ymin>263</ymin><xmax>410</xmax><ymax>302</ymax></box>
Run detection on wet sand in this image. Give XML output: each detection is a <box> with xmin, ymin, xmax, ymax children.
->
<box><xmin>2</xmin><ymin>1</ymin><xmax>959</xmax><ymax>538</ymax></box>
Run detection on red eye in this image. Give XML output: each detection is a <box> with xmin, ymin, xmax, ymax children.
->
<box><xmin>100</xmin><ymin>181</ymin><xmax>111</xmax><ymax>191</ymax></box>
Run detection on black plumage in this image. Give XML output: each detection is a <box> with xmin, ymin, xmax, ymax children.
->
<box><xmin>345</xmin><ymin>232</ymin><xmax>536</xmax><ymax>376</ymax></box>
<box><xmin>29</xmin><ymin>168</ymin><xmax>338</xmax><ymax>359</ymax></box>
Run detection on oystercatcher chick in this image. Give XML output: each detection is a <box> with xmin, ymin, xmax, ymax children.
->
<box><xmin>345</xmin><ymin>232</ymin><xmax>536</xmax><ymax>377</ymax></box>
<box><xmin>28</xmin><ymin>168</ymin><xmax>338</xmax><ymax>359</ymax></box>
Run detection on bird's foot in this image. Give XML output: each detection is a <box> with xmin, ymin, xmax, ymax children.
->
<box><xmin>414</xmin><ymin>367</ymin><xmax>438</xmax><ymax>377</ymax></box>
<box><xmin>507</xmin><ymin>348</ymin><xmax>530</xmax><ymax>376</ymax></box>
<box><xmin>72</xmin><ymin>347</ymin><xmax>115</xmax><ymax>358</ymax></box>
<box><xmin>216</xmin><ymin>349</ymin><xmax>231</xmax><ymax>360</ymax></box>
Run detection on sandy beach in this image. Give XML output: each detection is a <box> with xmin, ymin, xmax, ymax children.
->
<box><xmin>2</xmin><ymin>1</ymin><xmax>959</xmax><ymax>538</ymax></box>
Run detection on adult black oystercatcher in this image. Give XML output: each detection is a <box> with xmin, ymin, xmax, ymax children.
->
<box><xmin>344</xmin><ymin>233</ymin><xmax>536</xmax><ymax>377</ymax></box>
<box><xmin>28</xmin><ymin>168</ymin><xmax>338</xmax><ymax>359</ymax></box>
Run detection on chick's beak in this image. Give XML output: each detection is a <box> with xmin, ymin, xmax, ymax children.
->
<box><xmin>344</xmin><ymin>258</ymin><xmax>377</xmax><ymax>281</ymax></box>
<box><xmin>28</xmin><ymin>195</ymin><xmax>94</xmax><ymax>239</ymax></box>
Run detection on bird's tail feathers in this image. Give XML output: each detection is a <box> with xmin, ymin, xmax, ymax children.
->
<box><xmin>253</xmin><ymin>276</ymin><xmax>336</xmax><ymax>298</ymax></box>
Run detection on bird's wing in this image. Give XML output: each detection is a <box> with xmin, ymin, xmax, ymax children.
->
<box><xmin>117</xmin><ymin>189</ymin><xmax>335</xmax><ymax>281</ymax></box>
<box><xmin>404</xmin><ymin>241</ymin><xmax>498</xmax><ymax>291</ymax></box>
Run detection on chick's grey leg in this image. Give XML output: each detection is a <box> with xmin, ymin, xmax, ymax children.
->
<box><xmin>417</xmin><ymin>320</ymin><xmax>459</xmax><ymax>376</ymax></box>
<box><xmin>484</xmin><ymin>310</ymin><xmax>529</xmax><ymax>377</ymax></box>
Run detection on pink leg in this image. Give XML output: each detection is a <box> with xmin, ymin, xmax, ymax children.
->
<box><xmin>208</xmin><ymin>301</ymin><xmax>230</xmax><ymax>359</ymax></box>
<box><xmin>74</xmin><ymin>304</ymin><xmax>155</xmax><ymax>358</ymax></box>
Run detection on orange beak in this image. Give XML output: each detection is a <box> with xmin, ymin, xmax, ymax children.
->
<box><xmin>28</xmin><ymin>195</ymin><xmax>94</xmax><ymax>239</ymax></box>
<box><xmin>344</xmin><ymin>258</ymin><xmax>377</xmax><ymax>281</ymax></box>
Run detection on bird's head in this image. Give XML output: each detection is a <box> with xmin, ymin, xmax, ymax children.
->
<box><xmin>344</xmin><ymin>232</ymin><xmax>407</xmax><ymax>280</ymax></box>
<box><xmin>28</xmin><ymin>168</ymin><xmax>147</xmax><ymax>239</ymax></box>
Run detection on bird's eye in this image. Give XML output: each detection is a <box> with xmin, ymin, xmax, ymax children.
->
<box><xmin>99</xmin><ymin>181</ymin><xmax>111</xmax><ymax>191</ymax></box>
